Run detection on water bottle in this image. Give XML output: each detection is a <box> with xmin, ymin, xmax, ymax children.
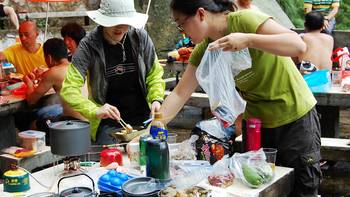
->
<box><xmin>244</xmin><ymin>118</ymin><xmax>261</xmax><ymax>151</ymax></box>
<box><xmin>139</xmin><ymin>134</ymin><xmax>152</xmax><ymax>168</ymax></box>
<box><xmin>146</xmin><ymin>138</ymin><xmax>170</xmax><ymax>180</ymax></box>
<box><xmin>149</xmin><ymin>112</ymin><xmax>168</xmax><ymax>140</ymax></box>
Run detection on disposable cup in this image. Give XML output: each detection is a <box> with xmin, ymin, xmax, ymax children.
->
<box><xmin>126</xmin><ymin>142</ymin><xmax>140</xmax><ymax>166</ymax></box>
<box><xmin>263</xmin><ymin>148</ymin><xmax>277</xmax><ymax>172</ymax></box>
<box><xmin>167</xmin><ymin>133</ymin><xmax>177</xmax><ymax>144</ymax></box>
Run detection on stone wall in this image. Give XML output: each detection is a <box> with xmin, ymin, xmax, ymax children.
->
<box><xmin>2</xmin><ymin>0</ymin><xmax>296</xmax><ymax>58</ymax></box>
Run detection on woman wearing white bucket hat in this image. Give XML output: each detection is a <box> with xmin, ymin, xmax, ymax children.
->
<box><xmin>60</xmin><ymin>0</ymin><xmax>165</xmax><ymax>144</ymax></box>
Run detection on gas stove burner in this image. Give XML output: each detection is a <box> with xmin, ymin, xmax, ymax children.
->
<box><xmin>63</xmin><ymin>156</ymin><xmax>81</xmax><ymax>171</ymax></box>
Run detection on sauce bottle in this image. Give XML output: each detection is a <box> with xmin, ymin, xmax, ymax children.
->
<box><xmin>149</xmin><ymin>112</ymin><xmax>168</xmax><ymax>140</ymax></box>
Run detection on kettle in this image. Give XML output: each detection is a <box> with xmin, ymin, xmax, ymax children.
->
<box><xmin>100</xmin><ymin>148</ymin><xmax>123</xmax><ymax>167</ymax></box>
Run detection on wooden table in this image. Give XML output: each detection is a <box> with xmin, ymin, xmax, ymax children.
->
<box><xmin>313</xmin><ymin>87</ymin><xmax>350</xmax><ymax>137</ymax></box>
<box><xmin>0</xmin><ymin>156</ymin><xmax>294</xmax><ymax>196</ymax></box>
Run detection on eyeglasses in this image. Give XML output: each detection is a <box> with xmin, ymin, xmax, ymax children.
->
<box><xmin>176</xmin><ymin>16</ymin><xmax>191</xmax><ymax>32</ymax></box>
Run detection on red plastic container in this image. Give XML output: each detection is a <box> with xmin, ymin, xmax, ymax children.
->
<box><xmin>100</xmin><ymin>148</ymin><xmax>123</xmax><ymax>167</ymax></box>
<box><xmin>245</xmin><ymin>118</ymin><xmax>261</xmax><ymax>151</ymax></box>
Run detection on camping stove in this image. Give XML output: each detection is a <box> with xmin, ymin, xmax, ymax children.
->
<box><xmin>63</xmin><ymin>156</ymin><xmax>80</xmax><ymax>171</ymax></box>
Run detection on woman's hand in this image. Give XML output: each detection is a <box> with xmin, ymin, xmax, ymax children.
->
<box><xmin>208</xmin><ymin>33</ymin><xmax>250</xmax><ymax>51</ymax></box>
<box><xmin>96</xmin><ymin>103</ymin><xmax>121</xmax><ymax>120</ymax></box>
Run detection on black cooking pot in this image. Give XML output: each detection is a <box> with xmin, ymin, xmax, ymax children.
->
<box><xmin>122</xmin><ymin>177</ymin><xmax>161</xmax><ymax>197</ymax></box>
<box><xmin>48</xmin><ymin>120</ymin><xmax>90</xmax><ymax>156</ymax></box>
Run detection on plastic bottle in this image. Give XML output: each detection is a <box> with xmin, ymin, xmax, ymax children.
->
<box><xmin>149</xmin><ymin>112</ymin><xmax>168</xmax><ymax>140</ymax></box>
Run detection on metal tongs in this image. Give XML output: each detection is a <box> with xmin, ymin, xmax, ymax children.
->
<box><xmin>118</xmin><ymin>118</ymin><xmax>133</xmax><ymax>133</ymax></box>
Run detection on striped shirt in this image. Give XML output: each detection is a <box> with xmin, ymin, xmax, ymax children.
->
<box><xmin>304</xmin><ymin>0</ymin><xmax>340</xmax><ymax>15</ymax></box>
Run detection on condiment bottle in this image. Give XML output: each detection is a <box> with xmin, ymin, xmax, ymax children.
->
<box><xmin>149</xmin><ymin>112</ymin><xmax>168</xmax><ymax>140</ymax></box>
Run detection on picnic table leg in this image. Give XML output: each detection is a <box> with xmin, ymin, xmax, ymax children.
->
<box><xmin>316</xmin><ymin>105</ymin><xmax>340</xmax><ymax>138</ymax></box>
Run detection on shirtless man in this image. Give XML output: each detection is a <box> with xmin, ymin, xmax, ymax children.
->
<box><xmin>24</xmin><ymin>38</ymin><xmax>85</xmax><ymax>121</ymax></box>
<box><xmin>294</xmin><ymin>11</ymin><xmax>334</xmax><ymax>73</ymax></box>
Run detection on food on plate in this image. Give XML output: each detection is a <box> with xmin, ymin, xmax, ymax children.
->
<box><xmin>208</xmin><ymin>172</ymin><xmax>235</xmax><ymax>188</ymax></box>
<box><xmin>160</xmin><ymin>185</ymin><xmax>210</xmax><ymax>197</ymax></box>
<box><xmin>120</xmin><ymin>129</ymin><xmax>137</xmax><ymax>134</ymax></box>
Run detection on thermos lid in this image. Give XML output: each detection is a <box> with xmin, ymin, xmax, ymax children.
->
<box><xmin>247</xmin><ymin>118</ymin><xmax>261</xmax><ymax>125</ymax></box>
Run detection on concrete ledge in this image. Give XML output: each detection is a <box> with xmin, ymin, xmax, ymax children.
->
<box><xmin>18</xmin><ymin>11</ymin><xmax>87</xmax><ymax>20</ymax></box>
<box><xmin>0</xmin><ymin>146</ymin><xmax>63</xmax><ymax>174</ymax></box>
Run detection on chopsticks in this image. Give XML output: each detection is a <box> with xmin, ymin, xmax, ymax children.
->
<box><xmin>118</xmin><ymin>118</ymin><xmax>133</xmax><ymax>133</ymax></box>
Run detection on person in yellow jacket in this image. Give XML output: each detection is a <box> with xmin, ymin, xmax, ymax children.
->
<box><xmin>60</xmin><ymin>0</ymin><xmax>165</xmax><ymax>144</ymax></box>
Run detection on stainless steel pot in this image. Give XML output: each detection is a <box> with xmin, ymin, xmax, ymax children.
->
<box><xmin>48</xmin><ymin>120</ymin><xmax>90</xmax><ymax>156</ymax></box>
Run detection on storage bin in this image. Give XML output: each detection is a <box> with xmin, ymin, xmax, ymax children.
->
<box><xmin>18</xmin><ymin>130</ymin><xmax>46</xmax><ymax>152</ymax></box>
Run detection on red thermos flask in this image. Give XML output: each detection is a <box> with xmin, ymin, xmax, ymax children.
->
<box><xmin>245</xmin><ymin>118</ymin><xmax>261</xmax><ymax>151</ymax></box>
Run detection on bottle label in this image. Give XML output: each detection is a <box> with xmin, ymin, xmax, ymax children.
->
<box><xmin>150</xmin><ymin>126</ymin><xmax>159</xmax><ymax>139</ymax></box>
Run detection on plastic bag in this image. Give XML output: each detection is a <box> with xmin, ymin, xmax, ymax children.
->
<box><xmin>207</xmin><ymin>155</ymin><xmax>235</xmax><ymax>188</ymax></box>
<box><xmin>195</xmin><ymin>118</ymin><xmax>234</xmax><ymax>140</ymax></box>
<box><xmin>196</xmin><ymin>48</ymin><xmax>251</xmax><ymax>128</ymax></box>
<box><xmin>170</xmin><ymin>160</ymin><xmax>212</xmax><ymax>189</ymax></box>
<box><xmin>191</xmin><ymin>119</ymin><xmax>235</xmax><ymax>164</ymax></box>
<box><xmin>170</xmin><ymin>135</ymin><xmax>197</xmax><ymax>160</ymax></box>
<box><xmin>332</xmin><ymin>47</ymin><xmax>350</xmax><ymax>70</ymax></box>
<box><xmin>230</xmin><ymin>148</ymin><xmax>273</xmax><ymax>188</ymax></box>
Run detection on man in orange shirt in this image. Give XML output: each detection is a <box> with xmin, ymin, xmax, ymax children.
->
<box><xmin>0</xmin><ymin>20</ymin><xmax>47</xmax><ymax>76</ymax></box>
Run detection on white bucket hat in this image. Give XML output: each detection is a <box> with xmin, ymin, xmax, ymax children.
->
<box><xmin>86</xmin><ymin>0</ymin><xmax>149</xmax><ymax>28</ymax></box>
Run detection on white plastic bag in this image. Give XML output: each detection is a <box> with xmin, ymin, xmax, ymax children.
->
<box><xmin>196</xmin><ymin>48</ymin><xmax>251</xmax><ymax>128</ymax></box>
<box><xmin>230</xmin><ymin>149</ymin><xmax>273</xmax><ymax>188</ymax></box>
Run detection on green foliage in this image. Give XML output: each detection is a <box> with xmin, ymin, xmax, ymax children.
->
<box><xmin>277</xmin><ymin>0</ymin><xmax>350</xmax><ymax>30</ymax></box>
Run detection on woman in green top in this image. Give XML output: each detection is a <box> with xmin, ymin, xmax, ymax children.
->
<box><xmin>160</xmin><ymin>0</ymin><xmax>321</xmax><ymax>196</ymax></box>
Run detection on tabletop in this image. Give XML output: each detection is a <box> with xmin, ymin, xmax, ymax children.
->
<box><xmin>0</xmin><ymin>160</ymin><xmax>294</xmax><ymax>197</ymax></box>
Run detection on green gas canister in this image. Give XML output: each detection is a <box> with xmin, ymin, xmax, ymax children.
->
<box><xmin>3</xmin><ymin>166</ymin><xmax>30</xmax><ymax>192</ymax></box>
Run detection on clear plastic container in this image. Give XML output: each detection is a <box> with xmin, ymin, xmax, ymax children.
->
<box><xmin>18</xmin><ymin>130</ymin><xmax>46</xmax><ymax>152</ymax></box>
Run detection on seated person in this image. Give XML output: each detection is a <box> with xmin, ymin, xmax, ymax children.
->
<box><xmin>24</xmin><ymin>38</ymin><xmax>86</xmax><ymax>119</ymax></box>
<box><xmin>0</xmin><ymin>20</ymin><xmax>47</xmax><ymax>76</ymax></box>
<box><xmin>293</xmin><ymin>11</ymin><xmax>334</xmax><ymax>74</ymax></box>
<box><xmin>24</xmin><ymin>38</ymin><xmax>86</xmax><ymax>134</ymax></box>
<box><xmin>60</xmin><ymin>22</ymin><xmax>86</xmax><ymax>61</ymax></box>
<box><xmin>0</xmin><ymin>0</ymin><xmax>19</xmax><ymax>30</ymax></box>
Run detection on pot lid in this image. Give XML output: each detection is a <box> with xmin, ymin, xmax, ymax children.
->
<box><xmin>60</xmin><ymin>187</ymin><xmax>94</xmax><ymax>196</ymax></box>
<box><xmin>50</xmin><ymin>120</ymin><xmax>89</xmax><ymax>130</ymax></box>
